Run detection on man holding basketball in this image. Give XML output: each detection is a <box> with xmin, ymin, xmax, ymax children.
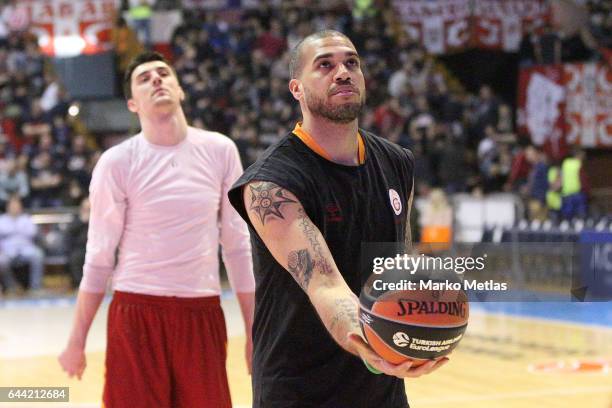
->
<box><xmin>58</xmin><ymin>52</ymin><xmax>255</xmax><ymax>408</ymax></box>
<box><xmin>228</xmin><ymin>30</ymin><xmax>448</xmax><ymax>407</ymax></box>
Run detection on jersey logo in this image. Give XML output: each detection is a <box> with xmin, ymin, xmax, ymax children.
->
<box><xmin>389</xmin><ymin>189</ymin><xmax>402</xmax><ymax>215</ymax></box>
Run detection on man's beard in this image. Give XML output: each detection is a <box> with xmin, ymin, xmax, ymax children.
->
<box><xmin>304</xmin><ymin>89</ymin><xmax>365</xmax><ymax>124</ymax></box>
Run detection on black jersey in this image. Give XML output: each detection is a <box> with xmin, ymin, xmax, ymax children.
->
<box><xmin>228</xmin><ymin>129</ymin><xmax>414</xmax><ymax>408</ymax></box>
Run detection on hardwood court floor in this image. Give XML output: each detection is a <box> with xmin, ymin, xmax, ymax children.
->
<box><xmin>1</xmin><ymin>298</ymin><xmax>610</xmax><ymax>408</ymax></box>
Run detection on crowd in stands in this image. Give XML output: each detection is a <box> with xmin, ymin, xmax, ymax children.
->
<box><xmin>0</xmin><ymin>0</ymin><xmax>95</xmax><ymax>295</ymax></box>
<box><xmin>0</xmin><ymin>0</ymin><xmax>606</xmax><ymax>295</ymax></box>
<box><xmin>170</xmin><ymin>3</ymin><xmax>596</xmax><ymax>223</ymax></box>
<box><xmin>0</xmin><ymin>4</ymin><xmax>100</xmax><ymax>213</ymax></box>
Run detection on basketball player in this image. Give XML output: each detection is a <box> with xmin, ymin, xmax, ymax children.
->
<box><xmin>228</xmin><ymin>31</ymin><xmax>448</xmax><ymax>407</ymax></box>
<box><xmin>58</xmin><ymin>52</ymin><xmax>255</xmax><ymax>408</ymax></box>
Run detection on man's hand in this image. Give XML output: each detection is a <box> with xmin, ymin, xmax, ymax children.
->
<box><xmin>347</xmin><ymin>332</ymin><xmax>449</xmax><ymax>378</ymax></box>
<box><xmin>58</xmin><ymin>344</ymin><xmax>87</xmax><ymax>380</ymax></box>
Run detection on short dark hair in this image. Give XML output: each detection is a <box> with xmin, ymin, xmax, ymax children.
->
<box><xmin>289</xmin><ymin>30</ymin><xmax>354</xmax><ymax>79</ymax></box>
<box><xmin>123</xmin><ymin>51</ymin><xmax>175</xmax><ymax>99</ymax></box>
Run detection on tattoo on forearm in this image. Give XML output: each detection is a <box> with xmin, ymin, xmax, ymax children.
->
<box><xmin>405</xmin><ymin>219</ymin><xmax>412</xmax><ymax>251</ymax></box>
<box><xmin>249</xmin><ymin>182</ymin><xmax>296</xmax><ymax>224</ymax></box>
<box><xmin>297</xmin><ymin>209</ymin><xmax>334</xmax><ymax>276</ymax></box>
<box><xmin>330</xmin><ymin>298</ymin><xmax>360</xmax><ymax>334</ymax></box>
<box><xmin>287</xmin><ymin>249</ymin><xmax>314</xmax><ymax>290</ymax></box>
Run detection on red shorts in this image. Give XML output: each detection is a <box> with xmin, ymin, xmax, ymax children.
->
<box><xmin>103</xmin><ymin>291</ymin><xmax>231</xmax><ymax>408</ymax></box>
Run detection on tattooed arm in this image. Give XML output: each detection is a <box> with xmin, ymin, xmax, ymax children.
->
<box><xmin>243</xmin><ymin>180</ymin><xmax>361</xmax><ymax>353</ymax></box>
<box><xmin>243</xmin><ymin>180</ymin><xmax>448</xmax><ymax>377</ymax></box>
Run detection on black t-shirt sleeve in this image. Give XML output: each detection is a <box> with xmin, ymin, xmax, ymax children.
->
<box><xmin>228</xmin><ymin>147</ymin><xmax>310</xmax><ymax>229</ymax></box>
<box><xmin>403</xmin><ymin>147</ymin><xmax>415</xmax><ymax>190</ymax></box>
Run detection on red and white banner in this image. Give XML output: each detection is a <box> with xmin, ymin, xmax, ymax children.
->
<box><xmin>564</xmin><ymin>63</ymin><xmax>612</xmax><ymax>148</ymax></box>
<box><xmin>23</xmin><ymin>0</ymin><xmax>119</xmax><ymax>57</ymax></box>
<box><xmin>392</xmin><ymin>0</ymin><xmax>471</xmax><ymax>54</ymax></box>
<box><xmin>392</xmin><ymin>0</ymin><xmax>549</xmax><ymax>54</ymax></box>
<box><xmin>473</xmin><ymin>0</ymin><xmax>549</xmax><ymax>51</ymax></box>
<box><xmin>517</xmin><ymin>64</ymin><xmax>567</xmax><ymax>159</ymax></box>
<box><xmin>518</xmin><ymin>63</ymin><xmax>612</xmax><ymax>153</ymax></box>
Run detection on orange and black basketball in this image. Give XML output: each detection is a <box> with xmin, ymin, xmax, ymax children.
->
<box><xmin>359</xmin><ymin>270</ymin><xmax>469</xmax><ymax>366</ymax></box>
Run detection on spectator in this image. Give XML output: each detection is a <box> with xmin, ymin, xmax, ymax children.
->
<box><xmin>546</xmin><ymin>162</ymin><xmax>562</xmax><ymax>221</ymax></box>
<box><xmin>419</xmin><ymin>188</ymin><xmax>453</xmax><ymax>251</ymax></box>
<box><xmin>29</xmin><ymin>151</ymin><xmax>64</xmax><ymax>208</ymax></box>
<box><xmin>534</xmin><ymin>22</ymin><xmax>562</xmax><ymax>64</ymax></box>
<box><xmin>472</xmin><ymin>85</ymin><xmax>499</xmax><ymax>138</ymax></box>
<box><xmin>373</xmin><ymin>96</ymin><xmax>408</xmax><ymax>136</ymax></box>
<box><xmin>438</xmin><ymin>133</ymin><xmax>469</xmax><ymax>193</ymax></box>
<box><xmin>39</xmin><ymin>72</ymin><xmax>62</xmax><ymax>113</ymax></box>
<box><xmin>505</xmin><ymin>143</ymin><xmax>535</xmax><ymax>193</ymax></box>
<box><xmin>560</xmin><ymin>148</ymin><xmax>589</xmax><ymax>219</ymax></box>
<box><xmin>1</xmin><ymin>0</ymin><xmax>30</xmax><ymax>36</ymax></box>
<box><xmin>128</xmin><ymin>0</ymin><xmax>153</xmax><ymax>49</ymax></box>
<box><xmin>0</xmin><ymin>195</ymin><xmax>45</xmax><ymax>292</ymax></box>
<box><xmin>111</xmin><ymin>16</ymin><xmax>143</xmax><ymax>96</ymax></box>
<box><xmin>0</xmin><ymin>157</ymin><xmax>28</xmax><ymax>210</ymax></box>
<box><xmin>66</xmin><ymin>196</ymin><xmax>89</xmax><ymax>289</ymax></box>
<box><xmin>254</xmin><ymin>18</ymin><xmax>287</xmax><ymax>59</ymax></box>
<box><xmin>65</xmin><ymin>134</ymin><xmax>91</xmax><ymax>190</ymax></box>
<box><xmin>525</xmin><ymin>147</ymin><xmax>549</xmax><ymax>221</ymax></box>
<box><xmin>21</xmin><ymin>99</ymin><xmax>53</xmax><ymax>149</ymax></box>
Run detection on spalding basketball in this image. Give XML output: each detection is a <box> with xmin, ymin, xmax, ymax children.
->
<box><xmin>359</xmin><ymin>271</ymin><xmax>469</xmax><ymax>366</ymax></box>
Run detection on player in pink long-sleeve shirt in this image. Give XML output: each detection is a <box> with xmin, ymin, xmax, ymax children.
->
<box><xmin>58</xmin><ymin>52</ymin><xmax>255</xmax><ymax>408</ymax></box>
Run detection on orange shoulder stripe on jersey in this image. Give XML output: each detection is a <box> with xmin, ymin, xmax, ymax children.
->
<box><xmin>292</xmin><ymin>122</ymin><xmax>365</xmax><ymax>165</ymax></box>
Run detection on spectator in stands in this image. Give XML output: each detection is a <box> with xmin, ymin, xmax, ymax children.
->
<box><xmin>254</xmin><ymin>18</ymin><xmax>287</xmax><ymax>59</ymax></box>
<box><xmin>526</xmin><ymin>147</ymin><xmax>549</xmax><ymax>221</ymax></box>
<box><xmin>496</xmin><ymin>104</ymin><xmax>514</xmax><ymax>136</ymax></box>
<box><xmin>472</xmin><ymin>85</ymin><xmax>499</xmax><ymax>138</ymax></box>
<box><xmin>111</xmin><ymin>16</ymin><xmax>143</xmax><ymax>96</ymax></box>
<box><xmin>534</xmin><ymin>21</ymin><xmax>562</xmax><ymax>64</ymax></box>
<box><xmin>21</xmin><ymin>98</ymin><xmax>52</xmax><ymax>147</ymax></box>
<box><xmin>65</xmin><ymin>134</ymin><xmax>91</xmax><ymax>190</ymax></box>
<box><xmin>1</xmin><ymin>0</ymin><xmax>29</xmax><ymax>35</ymax></box>
<box><xmin>560</xmin><ymin>147</ymin><xmax>589</xmax><ymax>219</ymax></box>
<box><xmin>29</xmin><ymin>151</ymin><xmax>64</xmax><ymax>208</ymax></box>
<box><xmin>505</xmin><ymin>143</ymin><xmax>535</xmax><ymax>193</ymax></box>
<box><xmin>0</xmin><ymin>157</ymin><xmax>28</xmax><ymax>210</ymax></box>
<box><xmin>373</xmin><ymin>96</ymin><xmax>408</xmax><ymax>136</ymax></box>
<box><xmin>0</xmin><ymin>132</ymin><xmax>17</xmax><ymax>170</ymax></box>
<box><xmin>0</xmin><ymin>195</ymin><xmax>45</xmax><ymax>292</ymax></box>
<box><xmin>518</xmin><ymin>21</ymin><xmax>538</xmax><ymax>66</ymax></box>
<box><xmin>51</xmin><ymin>115</ymin><xmax>71</xmax><ymax>147</ymax></box>
<box><xmin>0</xmin><ymin>6</ymin><xmax>7</xmax><ymax>47</ymax></box>
<box><xmin>419</xmin><ymin>188</ymin><xmax>453</xmax><ymax>251</ymax></box>
<box><xmin>66</xmin><ymin>196</ymin><xmax>89</xmax><ymax>289</ymax></box>
<box><xmin>438</xmin><ymin>132</ymin><xmax>469</xmax><ymax>193</ymax></box>
<box><xmin>39</xmin><ymin>72</ymin><xmax>62</xmax><ymax>113</ymax></box>
<box><xmin>61</xmin><ymin>179</ymin><xmax>86</xmax><ymax>207</ymax></box>
<box><xmin>546</xmin><ymin>162</ymin><xmax>562</xmax><ymax>221</ymax></box>
<box><xmin>478</xmin><ymin>125</ymin><xmax>502</xmax><ymax>192</ymax></box>
<box><xmin>0</xmin><ymin>47</ymin><xmax>9</xmax><ymax>84</ymax></box>
<box><xmin>409</xmin><ymin>95</ymin><xmax>436</xmax><ymax>149</ymax></box>
<box><xmin>128</xmin><ymin>0</ymin><xmax>152</xmax><ymax>49</ymax></box>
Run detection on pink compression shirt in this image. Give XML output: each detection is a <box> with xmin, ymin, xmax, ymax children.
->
<box><xmin>80</xmin><ymin>127</ymin><xmax>255</xmax><ymax>297</ymax></box>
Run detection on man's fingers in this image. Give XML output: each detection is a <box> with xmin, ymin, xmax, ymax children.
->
<box><xmin>403</xmin><ymin>357</ymin><xmax>449</xmax><ymax>377</ymax></box>
<box><xmin>348</xmin><ymin>332</ymin><xmax>451</xmax><ymax>378</ymax></box>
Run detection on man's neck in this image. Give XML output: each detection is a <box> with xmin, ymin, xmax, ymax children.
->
<box><xmin>301</xmin><ymin>118</ymin><xmax>360</xmax><ymax>166</ymax></box>
<box><xmin>140</xmin><ymin>110</ymin><xmax>189</xmax><ymax>146</ymax></box>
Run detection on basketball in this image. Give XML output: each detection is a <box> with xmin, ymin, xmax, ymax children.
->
<box><xmin>359</xmin><ymin>271</ymin><xmax>469</xmax><ymax>366</ymax></box>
